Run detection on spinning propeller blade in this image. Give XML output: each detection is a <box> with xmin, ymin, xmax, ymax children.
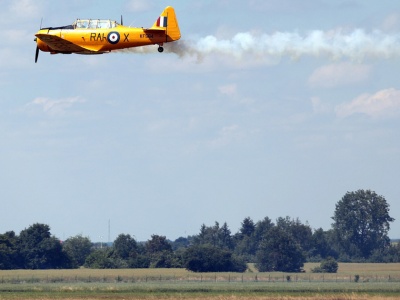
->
<box><xmin>34</xmin><ymin>18</ymin><xmax>43</xmax><ymax>63</ymax></box>
<box><xmin>35</xmin><ymin>45</ymin><xmax>39</xmax><ymax>63</ymax></box>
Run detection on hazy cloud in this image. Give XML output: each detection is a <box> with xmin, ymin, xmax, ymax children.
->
<box><xmin>311</xmin><ymin>97</ymin><xmax>331</xmax><ymax>114</ymax></box>
<box><xmin>9</xmin><ymin>0</ymin><xmax>42</xmax><ymax>19</ymax></box>
<box><xmin>207</xmin><ymin>125</ymin><xmax>243</xmax><ymax>149</ymax></box>
<box><xmin>309</xmin><ymin>63</ymin><xmax>371</xmax><ymax>88</ymax></box>
<box><xmin>218</xmin><ymin>84</ymin><xmax>237</xmax><ymax>96</ymax></box>
<box><xmin>381</xmin><ymin>13</ymin><xmax>400</xmax><ymax>32</ymax></box>
<box><xmin>124</xmin><ymin>0</ymin><xmax>154</xmax><ymax>12</ymax></box>
<box><xmin>336</xmin><ymin>88</ymin><xmax>400</xmax><ymax>118</ymax></box>
<box><xmin>27</xmin><ymin>96</ymin><xmax>86</xmax><ymax>116</ymax></box>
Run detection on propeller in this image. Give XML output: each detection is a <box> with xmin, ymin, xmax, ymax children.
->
<box><xmin>34</xmin><ymin>18</ymin><xmax>43</xmax><ymax>63</ymax></box>
<box><xmin>35</xmin><ymin>42</ymin><xmax>39</xmax><ymax>63</ymax></box>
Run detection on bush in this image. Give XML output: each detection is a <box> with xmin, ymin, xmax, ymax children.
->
<box><xmin>311</xmin><ymin>257</ymin><xmax>338</xmax><ymax>273</ymax></box>
<box><xmin>184</xmin><ymin>244</ymin><xmax>247</xmax><ymax>272</ymax></box>
<box><xmin>320</xmin><ymin>257</ymin><xmax>338</xmax><ymax>273</ymax></box>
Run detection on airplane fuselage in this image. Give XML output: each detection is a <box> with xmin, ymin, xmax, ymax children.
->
<box><xmin>37</xmin><ymin>26</ymin><xmax>172</xmax><ymax>54</ymax></box>
<box><xmin>34</xmin><ymin>6</ymin><xmax>181</xmax><ymax>61</ymax></box>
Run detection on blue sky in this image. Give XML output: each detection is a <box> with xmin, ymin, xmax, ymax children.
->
<box><xmin>1</xmin><ymin>0</ymin><xmax>400</xmax><ymax>242</ymax></box>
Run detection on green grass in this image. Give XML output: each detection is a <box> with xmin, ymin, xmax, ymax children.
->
<box><xmin>1</xmin><ymin>263</ymin><xmax>400</xmax><ymax>299</ymax></box>
<box><xmin>1</xmin><ymin>281</ymin><xmax>400</xmax><ymax>299</ymax></box>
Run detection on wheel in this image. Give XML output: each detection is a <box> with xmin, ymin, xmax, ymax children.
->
<box><xmin>158</xmin><ymin>46</ymin><xmax>164</xmax><ymax>53</ymax></box>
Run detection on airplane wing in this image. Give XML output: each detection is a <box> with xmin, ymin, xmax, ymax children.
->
<box><xmin>35</xmin><ymin>34</ymin><xmax>98</xmax><ymax>53</ymax></box>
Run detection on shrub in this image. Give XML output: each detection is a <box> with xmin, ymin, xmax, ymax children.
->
<box><xmin>311</xmin><ymin>257</ymin><xmax>338</xmax><ymax>273</ymax></box>
<box><xmin>184</xmin><ymin>244</ymin><xmax>246</xmax><ymax>272</ymax></box>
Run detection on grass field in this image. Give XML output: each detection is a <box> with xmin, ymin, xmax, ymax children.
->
<box><xmin>1</xmin><ymin>263</ymin><xmax>400</xmax><ymax>299</ymax></box>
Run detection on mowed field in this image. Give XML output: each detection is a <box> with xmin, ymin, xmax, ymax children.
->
<box><xmin>1</xmin><ymin>263</ymin><xmax>400</xmax><ymax>299</ymax></box>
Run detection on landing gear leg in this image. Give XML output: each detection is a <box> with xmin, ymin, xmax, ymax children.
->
<box><xmin>158</xmin><ymin>46</ymin><xmax>164</xmax><ymax>53</ymax></box>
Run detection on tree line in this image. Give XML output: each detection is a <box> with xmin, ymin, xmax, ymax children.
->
<box><xmin>1</xmin><ymin>190</ymin><xmax>399</xmax><ymax>272</ymax></box>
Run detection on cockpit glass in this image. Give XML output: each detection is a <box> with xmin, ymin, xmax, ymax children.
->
<box><xmin>98</xmin><ymin>20</ymin><xmax>110</xmax><ymax>28</ymax></box>
<box><xmin>75</xmin><ymin>20</ymin><xmax>89</xmax><ymax>29</ymax></box>
<box><xmin>88</xmin><ymin>20</ymin><xmax>98</xmax><ymax>28</ymax></box>
<box><xmin>74</xmin><ymin>19</ymin><xmax>117</xmax><ymax>29</ymax></box>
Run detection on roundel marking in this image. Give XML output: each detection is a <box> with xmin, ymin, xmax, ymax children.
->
<box><xmin>107</xmin><ymin>32</ymin><xmax>120</xmax><ymax>44</ymax></box>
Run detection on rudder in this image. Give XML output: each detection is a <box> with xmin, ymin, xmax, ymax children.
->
<box><xmin>152</xmin><ymin>6</ymin><xmax>181</xmax><ymax>42</ymax></box>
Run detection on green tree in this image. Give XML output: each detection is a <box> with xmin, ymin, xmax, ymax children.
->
<box><xmin>332</xmin><ymin>190</ymin><xmax>395</xmax><ymax>259</ymax></box>
<box><xmin>84</xmin><ymin>248</ymin><xmax>116</xmax><ymax>269</ymax></box>
<box><xmin>253</xmin><ymin>217</ymin><xmax>274</xmax><ymax>244</ymax></box>
<box><xmin>309</xmin><ymin>228</ymin><xmax>337</xmax><ymax>260</ymax></box>
<box><xmin>276</xmin><ymin>217</ymin><xmax>313</xmax><ymax>256</ymax></box>
<box><xmin>218</xmin><ymin>222</ymin><xmax>234</xmax><ymax>250</ymax></box>
<box><xmin>184</xmin><ymin>244</ymin><xmax>246</xmax><ymax>272</ymax></box>
<box><xmin>194</xmin><ymin>222</ymin><xmax>233</xmax><ymax>250</ymax></box>
<box><xmin>113</xmin><ymin>234</ymin><xmax>137</xmax><ymax>259</ymax></box>
<box><xmin>146</xmin><ymin>235</ymin><xmax>172</xmax><ymax>254</ymax></box>
<box><xmin>0</xmin><ymin>231</ymin><xmax>19</xmax><ymax>269</ymax></box>
<box><xmin>18</xmin><ymin>223</ymin><xmax>70</xmax><ymax>269</ymax></box>
<box><xmin>233</xmin><ymin>217</ymin><xmax>259</xmax><ymax>260</ymax></box>
<box><xmin>240</xmin><ymin>217</ymin><xmax>255</xmax><ymax>237</ymax></box>
<box><xmin>145</xmin><ymin>235</ymin><xmax>175</xmax><ymax>268</ymax></box>
<box><xmin>171</xmin><ymin>236</ymin><xmax>192</xmax><ymax>251</ymax></box>
<box><xmin>256</xmin><ymin>227</ymin><xmax>305</xmax><ymax>272</ymax></box>
<box><xmin>62</xmin><ymin>235</ymin><xmax>92</xmax><ymax>268</ymax></box>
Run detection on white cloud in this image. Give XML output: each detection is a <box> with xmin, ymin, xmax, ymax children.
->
<box><xmin>309</xmin><ymin>62</ymin><xmax>371</xmax><ymax>88</ymax></box>
<box><xmin>0</xmin><ymin>29</ymin><xmax>32</xmax><ymax>46</ymax></box>
<box><xmin>381</xmin><ymin>13</ymin><xmax>400</xmax><ymax>32</ymax></box>
<box><xmin>311</xmin><ymin>97</ymin><xmax>331</xmax><ymax>114</ymax></box>
<box><xmin>335</xmin><ymin>88</ymin><xmax>400</xmax><ymax>118</ymax></box>
<box><xmin>9</xmin><ymin>0</ymin><xmax>41</xmax><ymax>19</ymax></box>
<box><xmin>27</xmin><ymin>96</ymin><xmax>86</xmax><ymax>116</ymax></box>
<box><xmin>124</xmin><ymin>0</ymin><xmax>154</xmax><ymax>12</ymax></box>
<box><xmin>218</xmin><ymin>84</ymin><xmax>237</xmax><ymax>96</ymax></box>
<box><xmin>207</xmin><ymin>125</ymin><xmax>243</xmax><ymax>149</ymax></box>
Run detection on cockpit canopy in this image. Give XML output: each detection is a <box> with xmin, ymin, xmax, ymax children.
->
<box><xmin>73</xmin><ymin>19</ymin><xmax>119</xmax><ymax>29</ymax></box>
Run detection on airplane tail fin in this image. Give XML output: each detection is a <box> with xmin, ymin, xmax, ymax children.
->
<box><xmin>152</xmin><ymin>6</ymin><xmax>181</xmax><ymax>42</ymax></box>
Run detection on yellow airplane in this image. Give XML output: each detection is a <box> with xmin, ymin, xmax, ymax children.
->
<box><xmin>34</xmin><ymin>6</ymin><xmax>180</xmax><ymax>63</ymax></box>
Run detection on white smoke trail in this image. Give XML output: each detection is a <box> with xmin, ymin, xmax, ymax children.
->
<box><xmin>161</xmin><ymin>29</ymin><xmax>400</xmax><ymax>63</ymax></box>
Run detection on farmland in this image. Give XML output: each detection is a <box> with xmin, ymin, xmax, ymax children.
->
<box><xmin>0</xmin><ymin>263</ymin><xmax>400</xmax><ymax>299</ymax></box>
